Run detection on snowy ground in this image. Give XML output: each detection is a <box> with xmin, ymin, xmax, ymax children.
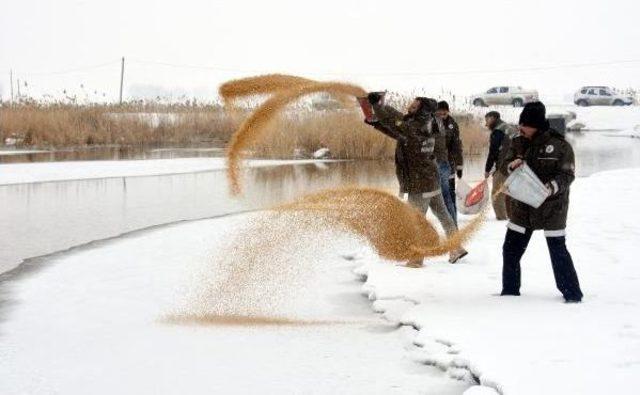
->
<box><xmin>2</xmin><ymin>168</ymin><xmax>639</xmax><ymax>394</ymax></box>
<box><xmin>0</xmin><ymin>215</ymin><xmax>469</xmax><ymax>395</ymax></box>
<box><xmin>0</xmin><ymin>158</ymin><xmax>334</xmax><ymax>185</ymax></box>
<box><xmin>356</xmin><ymin>168</ymin><xmax>640</xmax><ymax>394</ymax></box>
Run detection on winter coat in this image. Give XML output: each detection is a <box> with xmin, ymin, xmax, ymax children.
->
<box><xmin>371</xmin><ymin>104</ymin><xmax>440</xmax><ymax>194</ymax></box>
<box><xmin>442</xmin><ymin>116</ymin><xmax>463</xmax><ymax>175</ymax></box>
<box><xmin>485</xmin><ymin>120</ymin><xmax>515</xmax><ymax>176</ymax></box>
<box><xmin>502</xmin><ymin>128</ymin><xmax>575</xmax><ymax>230</ymax></box>
<box><xmin>433</xmin><ymin>118</ymin><xmax>448</xmax><ymax>163</ymax></box>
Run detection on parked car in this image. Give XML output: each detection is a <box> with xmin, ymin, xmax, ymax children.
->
<box><xmin>470</xmin><ymin>86</ymin><xmax>539</xmax><ymax>107</ymax></box>
<box><xmin>574</xmin><ymin>86</ymin><xmax>633</xmax><ymax>106</ymax></box>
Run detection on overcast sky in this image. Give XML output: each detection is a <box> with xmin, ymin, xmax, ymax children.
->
<box><xmin>1</xmin><ymin>0</ymin><xmax>639</xmax><ymax>102</ymax></box>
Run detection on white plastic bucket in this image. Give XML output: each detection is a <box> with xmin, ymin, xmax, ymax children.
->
<box><xmin>503</xmin><ymin>163</ymin><xmax>549</xmax><ymax>208</ymax></box>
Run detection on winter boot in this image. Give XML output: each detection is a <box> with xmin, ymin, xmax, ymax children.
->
<box><xmin>448</xmin><ymin>248</ymin><xmax>468</xmax><ymax>264</ymax></box>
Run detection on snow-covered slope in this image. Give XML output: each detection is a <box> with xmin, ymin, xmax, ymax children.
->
<box><xmin>0</xmin><ymin>215</ymin><xmax>469</xmax><ymax>395</ymax></box>
<box><xmin>357</xmin><ymin>168</ymin><xmax>640</xmax><ymax>394</ymax></box>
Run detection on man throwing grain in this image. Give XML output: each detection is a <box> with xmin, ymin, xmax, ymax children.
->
<box><xmin>364</xmin><ymin>93</ymin><xmax>468</xmax><ymax>266</ymax></box>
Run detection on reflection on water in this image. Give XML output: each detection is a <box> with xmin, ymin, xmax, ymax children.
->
<box><xmin>0</xmin><ymin>161</ymin><xmax>396</xmax><ymax>274</ymax></box>
<box><xmin>1</xmin><ymin>133</ymin><xmax>639</xmax><ymax>274</ymax></box>
<box><xmin>0</xmin><ymin>145</ymin><xmax>226</xmax><ymax>164</ymax></box>
<box><xmin>570</xmin><ymin>134</ymin><xmax>640</xmax><ymax>177</ymax></box>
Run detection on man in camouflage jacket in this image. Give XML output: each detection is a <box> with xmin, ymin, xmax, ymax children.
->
<box><xmin>364</xmin><ymin>93</ymin><xmax>468</xmax><ymax>265</ymax></box>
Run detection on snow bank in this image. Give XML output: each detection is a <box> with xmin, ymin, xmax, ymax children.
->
<box><xmin>0</xmin><ymin>214</ymin><xmax>470</xmax><ymax>394</ymax></box>
<box><xmin>0</xmin><ymin>149</ymin><xmax>50</xmax><ymax>156</ymax></box>
<box><xmin>356</xmin><ymin>168</ymin><xmax>640</xmax><ymax>394</ymax></box>
<box><xmin>0</xmin><ymin>158</ymin><xmax>334</xmax><ymax>185</ymax></box>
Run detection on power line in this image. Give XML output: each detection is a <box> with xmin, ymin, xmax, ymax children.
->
<box><xmin>16</xmin><ymin>60</ymin><xmax>120</xmax><ymax>77</ymax></box>
<box><xmin>128</xmin><ymin>58</ymin><xmax>265</xmax><ymax>74</ymax></box>
<box><xmin>5</xmin><ymin>58</ymin><xmax>639</xmax><ymax>79</ymax></box>
<box><xmin>127</xmin><ymin>58</ymin><xmax>640</xmax><ymax>77</ymax></box>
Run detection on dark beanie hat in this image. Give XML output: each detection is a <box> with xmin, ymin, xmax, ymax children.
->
<box><xmin>416</xmin><ymin>97</ymin><xmax>438</xmax><ymax>113</ymax></box>
<box><xmin>437</xmin><ymin>100</ymin><xmax>449</xmax><ymax>111</ymax></box>
<box><xmin>519</xmin><ymin>101</ymin><xmax>548</xmax><ymax>130</ymax></box>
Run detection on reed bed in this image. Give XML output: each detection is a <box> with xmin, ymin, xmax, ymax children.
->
<box><xmin>0</xmin><ymin>103</ymin><xmax>240</xmax><ymax>147</ymax></box>
<box><xmin>0</xmin><ymin>102</ymin><xmax>487</xmax><ymax>157</ymax></box>
<box><xmin>254</xmin><ymin>109</ymin><xmax>487</xmax><ymax>158</ymax></box>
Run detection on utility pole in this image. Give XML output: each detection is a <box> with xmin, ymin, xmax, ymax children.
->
<box><xmin>9</xmin><ymin>69</ymin><xmax>14</xmax><ymax>104</ymax></box>
<box><xmin>16</xmin><ymin>78</ymin><xmax>21</xmax><ymax>100</ymax></box>
<box><xmin>119</xmin><ymin>57</ymin><xmax>125</xmax><ymax>105</ymax></box>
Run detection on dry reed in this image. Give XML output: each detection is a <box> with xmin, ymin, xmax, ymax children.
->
<box><xmin>0</xmin><ymin>104</ymin><xmax>239</xmax><ymax>147</ymax></box>
<box><xmin>1</xmin><ymin>103</ymin><xmax>486</xmax><ymax>159</ymax></box>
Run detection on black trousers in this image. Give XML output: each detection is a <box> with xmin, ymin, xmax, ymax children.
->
<box><xmin>502</xmin><ymin>228</ymin><xmax>583</xmax><ymax>301</ymax></box>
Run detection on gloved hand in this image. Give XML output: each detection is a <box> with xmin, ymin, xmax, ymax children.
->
<box><xmin>545</xmin><ymin>183</ymin><xmax>554</xmax><ymax>197</ymax></box>
<box><xmin>456</xmin><ymin>169</ymin><xmax>463</xmax><ymax>179</ymax></box>
<box><xmin>508</xmin><ymin>158</ymin><xmax>523</xmax><ymax>171</ymax></box>
<box><xmin>367</xmin><ymin>92</ymin><xmax>383</xmax><ymax>106</ymax></box>
<box><xmin>545</xmin><ymin>182</ymin><xmax>557</xmax><ymax>197</ymax></box>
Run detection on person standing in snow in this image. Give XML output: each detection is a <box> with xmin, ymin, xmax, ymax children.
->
<box><xmin>364</xmin><ymin>93</ymin><xmax>468</xmax><ymax>266</ymax></box>
<box><xmin>435</xmin><ymin>101</ymin><xmax>463</xmax><ymax>224</ymax></box>
<box><xmin>484</xmin><ymin>111</ymin><xmax>515</xmax><ymax>220</ymax></box>
<box><xmin>500</xmin><ymin>101</ymin><xmax>583</xmax><ymax>303</ymax></box>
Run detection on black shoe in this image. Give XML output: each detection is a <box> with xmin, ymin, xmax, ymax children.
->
<box><xmin>500</xmin><ymin>291</ymin><xmax>520</xmax><ymax>296</ymax></box>
<box><xmin>564</xmin><ymin>298</ymin><xmax>582</xmax><ymax>304</ymax></box>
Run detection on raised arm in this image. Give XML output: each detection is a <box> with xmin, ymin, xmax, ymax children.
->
<box><xmin>371</xmin><ymin>103</ymin><xmax>410</xmax><ymax>142</ymax></box>
<box><xmin>366</xmin><ymin>119</ymin><xmax>405</xmax><ymax>142</ymax></box>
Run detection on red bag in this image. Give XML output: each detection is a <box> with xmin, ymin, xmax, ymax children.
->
<box><xmin>465</xmin><ymin>180</ymin><xmax>488</xmax><ymax>207</ymax></box>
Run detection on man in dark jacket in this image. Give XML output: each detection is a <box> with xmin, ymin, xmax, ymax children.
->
<box><xmin>500</xmin><ymin>101</ymin><xmax>583</xmax><ymax>303</ymax></box>
<box><xmin>364</xmin><ymin>93</ymin><xmax>468</xmax><ymax>265</ymax></box>
<box><xmin>435</xmin><ymin>101</ymin><xmax>463</xmax><ymax>224</ymax></box>
<box><xmin>484</xmin><ymin>111</ymin><xmax>514</xmax><ymax>220</ymax></box>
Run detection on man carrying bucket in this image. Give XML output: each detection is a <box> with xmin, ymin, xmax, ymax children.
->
<box><xmin>500</xmin><ymin>101</ymin><xmax>583</xmax><ymax>303</ymax></box>
<box><xmin>362</xmin><ymin>92</ymin><xmax>468</xmax><ymax>266</ymax></box>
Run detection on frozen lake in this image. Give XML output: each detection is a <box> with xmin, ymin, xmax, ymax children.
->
<box><xmin>1</xmin><ymin>131</ymin><xmax>639</xmax><ymax>275</ymax></box>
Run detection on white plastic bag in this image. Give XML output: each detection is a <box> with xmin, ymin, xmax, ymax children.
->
<box><xmin>456</xmin><ymin>179</ymin><xmax>489</xmax><ymax>215</ymax></box>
